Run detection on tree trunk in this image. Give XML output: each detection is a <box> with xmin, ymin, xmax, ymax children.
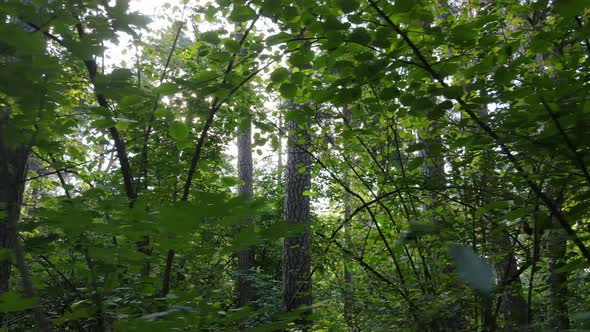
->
<box><xmin>1</xmin><ymin>107</ymin><xmax>52</xmax><ymax>330</ymax></box>
<box><xmin>0</xmin><ymin>108</ymin><xmax>29</xmax><ymax>293</ymax></box>
<box><xmin>495</xmin><ymin>233</ymin><xmax>528</xmax><ymax>331</ymax></box>
<box><xmin>342</xmin><ymin>107</ymin><xmax>354</xmax><ymax>330</ymax></box>
<box><xmin>282</xmin><ymin>111</ymin><xmax>312</xmax><ymax>324</ymax></box>
<box><xmin>477</xmin><ymin>107</ymin><xmax>528</xmax><ymax>331</ymax></box>
<box><xmin>237</xmin><ymin>115</ymin><xmax>256</xmax><ymax>306</ymax></box>
<box><xmin>547</xmin><ymin>191</ymin><xmax>569</xmax><ymax>331</ymax></box>
<box><xmin>277</xmin><ymin>114</ymin><xmax>283</xmax><ymax>170</ymax></box>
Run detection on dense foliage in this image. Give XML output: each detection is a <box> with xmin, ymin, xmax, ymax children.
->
<box><xmin>1</xmin><ymin>0</ymin><xmax>590</xmax><ymax>330</ymax></box>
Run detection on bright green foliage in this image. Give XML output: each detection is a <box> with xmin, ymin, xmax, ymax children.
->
<box><xmin>1</xmin><ymin>0</ymin><xmax>590</xmax><ymax>331</ymax></box>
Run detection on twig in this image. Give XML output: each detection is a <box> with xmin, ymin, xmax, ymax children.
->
<box><xmin>368</xmin><ymin>0</ymin><xmax>590</xmax><ymax>264</ymax></box>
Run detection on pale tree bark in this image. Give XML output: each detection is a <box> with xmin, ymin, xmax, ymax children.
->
<box><xmin>282</xmin><ymin>106</ymin><xmax>312</xmax><ymax>323</ymax></box>
<box><xmin>237</xmin><ymin>114</ymin><xmax>256</xmax><ymax>306</ymax></box>
<box><xmin>233</xmin><ymin>22</ymin><xmax>256</xmax><ymax>308</ymax></box>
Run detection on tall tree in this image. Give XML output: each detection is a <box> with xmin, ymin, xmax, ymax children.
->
<box><xmin>341</xmin><ymin>106</ymin><xmax>355</xmax><ymax>330</ymax></box>
<box><xmin>282</xmin><ymin>101</ymin><xmax>313</xmax><ymax>319</ymax></box>
<box><xmin>0</xmin><ymin>20</ymin><xmax>52</xmax><ymax>331</ymax></box>
<box><xmin>236</xmin><ymin>112</ymin><xmax>256</xmax><ymax>306</ymax></box>
<box><xmin>547</xmin><ymin>189</ymin><xmax>569</xmax><ymax>331</ymax></box>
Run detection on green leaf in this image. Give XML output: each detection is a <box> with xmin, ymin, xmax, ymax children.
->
<box><xmin>394</xmin><ymin>0</ymin><xmax>416</xmax><ymax>12</ymax></box>
<box><xmin>201</xmin><ymin>31</ymin><xmax>221</xmax><ymax>45</ymax></box>
<box><xmin>270</xmin><ymin>68</ymin><xmax>290</xmax><ymax>83</ymax></box>
<box><xmin>448</xmin><ymin>244</ymin><xmax>495</xmax><ymax>295</ymax></box>
<box><xmin>493</xmin><ymin>66</ymin><xmax>513</xmax><ymax>85</ymax></box>
<box><xmin>555</xmin><ymin>259</ymin><xmax>589</xmax><ymax>273</ymax></box>
<box><xmin>297</xmin><ymin>164</ymin><xmax>307</xmax><ymax>174</ymax></box>
<box><xmin>504</xmin><ymin>208</ymin><xmax>525</xmax><ymax>221</ymax></box>
<box><xmin>191</xmin><ymin>71</ymin><xmax>220</xmax><ymax>86</ymax></box>
<box><xmin>475</xmin><ymin>200</ymin><xmax>511</xmax><ymax>218</ymax></box>
<box><xmin>169</xmin><ymin>121</ymin><xmax>189</xmax><ymax>141</ymax></box>
<box><xmin>442</xmin><ymin>86</ymin><xmax>464</xmax><ymax>99</ymax></box>
<box><xmin>337</xmin><ymin>0</ymin><xmax>360</xmax><ymax>13</ymax></box>
<box><xmin>289</xmin><ymin>50</ymin><xmax>314</xmax><ymax>68</ymax></box>
<box><xmin>349</xmin><ymin>27</ymin><xmax>372</xmax><ymax>45</ymax></box>
<box><xmin>155</xmin><ymin>82</ymin><xmax>180</xmax><ymax>95</ymax></box>
<box><xmin>223</xmin><ymin>39</ymin><xmax>241</xmax><ymax>53</ymax></box>
<box><xmin>279</xmin><ymin>83</ymin><xmax>297</xmax><ymax>99</ymax></box>
<box><xmin>261</xmin><ymin>0</ymin><xmax>282</xmax><ymax>16</ymax></box>
<box><xmin>379</xmin><ymin>87</ymin><xmax>400</xmax><ymax>100</ymax></box>
<box><xmin>229</xmin><ymin>5</ymin><xmax>257</xmax><ymax>22</ymax></box>
<box><xmin>265</xmin><ymin>32</ymin><xmax>293</xmax><ymax>46</ymax></box>
<box><xmin>555</xmin><ymin>0</ymin><xmax>590</xmax><ymax>18</ymax></box>
<box><xmin>437</xmin><ymin>100</ymin><xmax>454</xmax><ymax>110</ymax></box>
<box><xmin>92</xmin><ymin>118</ymin><xmax>116</xmax><ymax>130</ymax></box>
<box><xmin>407</xmin><ymin>157</ymin><xmax>424</xmax><ymax>171</ymax></box>
<box><xmin>335</xmin><ymin>87</ymin><xmax>361</xmax><ymax>105</ymax></box>
<box><xmin>0</xmin><ymin>292</ymin><xmax>36</xmax><ymax>312</ymax></box>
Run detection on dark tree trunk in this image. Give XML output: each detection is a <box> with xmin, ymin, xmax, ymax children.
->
<box><xmin>282</xmin><ymin>113</ymin><xmax>312</xmax><ymax>323</ymax></box>
<box><xmin>1</xmin><ymin>108</ymin><xmax>52</xmax><ymax>330</ymax></box>
<box><xmin>237</xmin><ymin>116</ymin><xmax>256</xmax><ymax>306</ymax></box>
<box><xmin>547</xmin><ymin>191</ymin><xmax>569</xmax><ymax>331</ymax></box>
<box><xmin>495</xmin><ymin>233</ymin><xmax>528</xmax><ymax>331</ymax></box>
<box><xmin>0</xmin><ymin>116</ymin><xmax>29</xmax><ymax>293</ymax></box>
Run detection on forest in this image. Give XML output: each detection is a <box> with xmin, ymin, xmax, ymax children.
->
<box><xmin>1</xmin><ymin>0</ymin><xmax>590</xmax><ymax>330</ymax></box>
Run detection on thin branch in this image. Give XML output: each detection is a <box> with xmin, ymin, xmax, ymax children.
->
<box><xmin>137</xmin><ymin>20</ymin><xmax>185</xmax><ymax>193</ymax></box>
<box><xmin>20</xmin><ymin>168</ymin><xmax>77</xmax><ymax>183</ymax></box>
<box><xmin>160</xmin><ymin>249</ymin><xmax>175</xmax><ymax>297</ymax></box>
<box><xmin>368</xmin><ymin>0</ymin><xmax>590</xmax><ymax>264</ymax></box>
<box><xmin>181</xmin><ymin>59</ymin><xmax>274</xmax><ymax>201</ymax></box>
<box><xmin>75</xmin><ymin>22</ymin><xmax>137</xmax><ymax>202</ymax></box>
<box><xmin>181</xmin><ymin>17</ymin><xmax>260</xmax><ymax>201</ymax></box>
<box><xmin>541</xmin><ymin>97</ymin><xmax>590</xmax><ymax>186</ymax></box>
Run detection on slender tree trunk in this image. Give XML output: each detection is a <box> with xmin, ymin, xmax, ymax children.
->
<box><xmin>237</xmin><ymin>115</ymin><xmax>256</xmax><ymax>306</ymax></box>
<box><xmin>282</xmin><ymin>107</ymin><xmax>312</xmax><ymax>324</ymax></box>
<box><xmin>278</xmin><ymin>114</ymin><xmax>283</xmax><ymax>170</ymax></box>
<box><xmin>342</xmin><ymin>107</ymin><xmax>354</xmax><ymax>330</ymax></box>
<box><xmin>547</xmin><ymin>190</ymin><xmax>569</xmax><ymax>331</ymax></box>
<box><xmin>233</xmin><ymin>22</ymin><xmax>256</xmax><ymax>308</ymax></box>
<box><xmin>419</xmin><ymin>118</ymin><xmax>456</xmax><ymax>331</ymax></box>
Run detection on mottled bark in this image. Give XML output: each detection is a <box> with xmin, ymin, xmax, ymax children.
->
<box><xmin>237</xmin><ymin>116</ymin><xmax>256</xmax><ymax>306</ymax></box>
<box><xmin>282</xmin><ymin>115</ymin><xmax>312</xmax><ymax>320</ymax></box>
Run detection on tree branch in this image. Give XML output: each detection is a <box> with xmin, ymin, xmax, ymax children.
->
<box><xmin>368</xmin><ymin>0</ymin><xmax>590</xmax><ymax>264</ymax></box>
